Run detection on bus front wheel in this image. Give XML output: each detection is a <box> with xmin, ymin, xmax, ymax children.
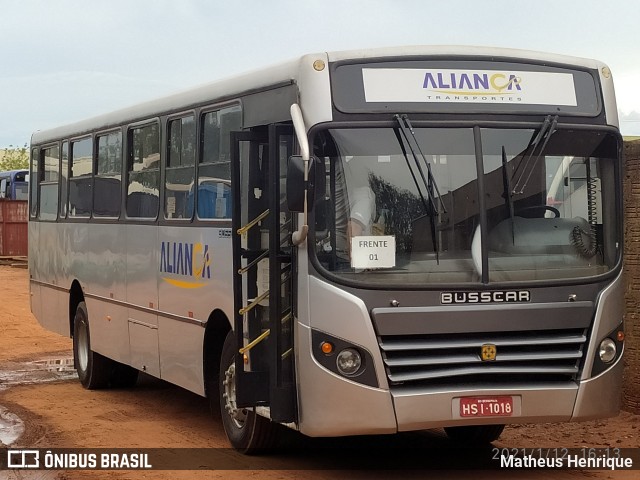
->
<box><xmin>73</xmin><ymin>301</ymin><xmax>112</xmax><ymax>389</ymax></box>
<box><xmin>218</xmin><ymin>331</ymin><xmax>277</xmax><ymax>453</ymax></box>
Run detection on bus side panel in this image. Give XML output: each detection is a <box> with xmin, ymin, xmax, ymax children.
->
<box><xmin>85</xmin><ymin>223</ymin><xmax>130</xmax><ymax>364</ymax></box>
<box><xmin>157</xmin><ymin>225</ymin><xmax>234</xmax><ymax>396</ymax></box>
<box><xmin>32</xmin><ymin>222</ymin><xmax>68</xmax><ymax>337</ymax></box>
<box><xmin>158</xmin><ymin>318</ymin><xmax>205</xmax><ymax>396</ymax></box>
<box><xmin>157</xmin><ymin>225</ymin><xmax>234</xmax><ymax>321</ymax></box>
<box><xmin>125</xmin><ymin>224</ymin><xmax>160</xmax><ymax>377</ymax></box>
<box><xmin>28</xmin><ymin>220</ymin><xmax>44</xmax><ymax>330</ymax></box>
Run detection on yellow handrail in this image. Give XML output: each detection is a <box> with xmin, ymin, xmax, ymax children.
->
<box><xmin>239</xmin><ymin>329</ymin><xmax>270</xmax><ymax>354</ymax></box>
<box><xmin>237</xmin><ymin>210</ymin><xmax>269</xmax><ymax>236</ymax></box>
<box><xmin>238</xmin><ymin>290</ymin><xmax>269</xmax><ymax>315</ymax></box>
<box><xmin>237</xmin><ymin>249</ymin><xmax>268</xmax><ymax>275</ymax></box>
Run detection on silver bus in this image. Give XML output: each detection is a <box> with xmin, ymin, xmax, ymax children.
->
<box><xmin>29</xmin><ymin>46</ymin><xmax>624</xmax><ymax>451</ymax></box>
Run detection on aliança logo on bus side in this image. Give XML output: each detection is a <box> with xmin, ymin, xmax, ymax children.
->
<box><xmin>441</xmin><ymin>290</ymin><xmax>530</xmax><ymax>304</ymax></box>
<box><xmin>159</xmin><ymin>241</ymin><xmax>211</xmax><ymax>289</ymax></box>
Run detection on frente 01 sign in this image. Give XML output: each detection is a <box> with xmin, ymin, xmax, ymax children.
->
<box><xmin>350</xmin><ymin>235</ymin><xmax>396</xmax><ymax>269</ymax></box>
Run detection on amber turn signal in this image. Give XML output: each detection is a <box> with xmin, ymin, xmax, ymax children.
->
<box><xmin>320</xmin><ymin>342</ymin><xmax>334</xmax><ymax>355</ymax></box>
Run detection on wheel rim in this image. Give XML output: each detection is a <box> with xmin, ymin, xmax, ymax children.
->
<box><xmin>76</xmin><ymin>320</ymin><xmax>89</xmax><ymax>372</ymax></box>
<box><xmin>222</xmin><ymin>362</ymin><xmax>248</xmax><ymax>429</ymax></box>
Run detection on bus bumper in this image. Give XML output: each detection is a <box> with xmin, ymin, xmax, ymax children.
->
<box><xmin>296</xmin><ymin>319</ymin><xmax>623</xmax><ymax>436</ymax></box>
<box><xmin>392</xmin><ymin>354</ymin><xmax>623</xmax><ymax>432</ymax></box>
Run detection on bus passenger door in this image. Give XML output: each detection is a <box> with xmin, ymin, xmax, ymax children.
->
<box><xmin>230</xmin><ymin>125</ymin><xmax>297</xmax><ymax>424</ymax></box>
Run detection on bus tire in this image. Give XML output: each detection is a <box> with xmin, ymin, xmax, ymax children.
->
<box><xmin>73</xmin><ymin>301</ymin><xmax>112</xmax><ymax>390</ymax></box>
<box><xmin>444</xmin><ymin>424</ymin><xmax>505</xmax><ymax>444</ymax></box>
<box><xmin>218</xmin><ymin>330</ymin><xmax>277</xmax><ymax>453</ymax></box>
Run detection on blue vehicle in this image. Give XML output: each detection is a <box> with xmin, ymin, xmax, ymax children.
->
<box><xmin>0</xmin><ymin>169</ymin><xmax>29</xmax><ymax>200</ymax></box>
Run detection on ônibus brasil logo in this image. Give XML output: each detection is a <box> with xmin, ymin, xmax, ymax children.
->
<box><xmin>160</xmin><ymin>241</ymin><xmax>211</xmax><ymax>289</ymax></box>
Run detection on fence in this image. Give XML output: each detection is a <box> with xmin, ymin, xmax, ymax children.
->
<box><xmin>623</xmin><ymin>140</ymin><xmax>640</xmax><ymax>413</ymax></box>
<box><xmin>0</xmin><ymin>200</ymin><xmax>27</xmax><ymax>257</ymax></box>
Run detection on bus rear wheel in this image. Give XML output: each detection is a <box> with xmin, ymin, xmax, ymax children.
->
<box><xmin>444</xmin><ymin>424</ymin><xmax>505</xmax><ymax>444</ymax></box>
<box><xmin>218</xmin><ymin>331</ymin><xmax>277</xmax><ymax>453</ymax></box>
<box><xmin>73</xmin><ymin>301</ymin><xmax>112</xmax><ymax>389</ymax></box>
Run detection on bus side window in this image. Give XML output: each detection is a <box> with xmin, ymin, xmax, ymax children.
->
<box><xmin>58</xmin><ymin>142</ymin><xmax>69</xmax><ymax>217</ymax></box>
<box><xmin>30</xmin><ymin>148</ymin><xmax>38</xmax><ymax>216</ymax></box>
<box><xmin>165</xmin><ymin>115</ymin><xmax>195</xmax><ymax>220</ymax></box>
<box><xmin>39</xmin><ymin>145</ymin><xmax>60</xmax><ymax>221</ymax></box>
<box><xmin>0</xmin><ymin>178</ymin><xmax>6</xmax><ymax>198</ymax></box>
<box><xmin>197</xmin><ymin>105</ymin><xmax>240</xmax><ymax>219</ymax></box>
<box><xmin>95</xmin><ymin>131</ymin><xmax>122</xmax><ymax>218</ymax></box>
<box><xmin>127</xmin><ymin>122</ymin><xmax>160</xmax><ymax>219</ymax></box>
<box><xmin>69</xmin><ymin>138</ymin><xmax>93</xmax><ymax>218</ymax></box>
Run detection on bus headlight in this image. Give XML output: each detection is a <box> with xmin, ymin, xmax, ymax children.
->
<box><xmin>598</xmin><ymin>338</ymin><xmax>617</xmax><ymax>363</ymax></box>
<box><xmin>336</xmin><ymin>348</ymin><xmax>362</xmax><ymax>376</ymax></box>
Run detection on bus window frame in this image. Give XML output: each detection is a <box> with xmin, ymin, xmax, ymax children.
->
<box><xmin>164</xmin><ymin>110</ymin><xmax>197</xmax><ymax>223</ymax></box>
<box><xmin>125</xmin><ymin>118</ymin><xmax>161</xmax><ymax>222</ymax></box>
<box><xmin>196</xmin><ymin>102</ymin><xmax>242</xmax><ymax>222</ymax></box>
<box><xmin>94</xmin><ymin>128</ymin><xmax>124</xmax><ymax>219</ymax></box>
<box><xmin>59</xmin><ymin>141</ymin><xmax>69</xmax><ymax>219</ymax></box>
<box><xmin>38</xmin><ymin>142</ymin><xmax>61</xmax><ymax>222</ymax></box>
<box><xmin>68</xmin><ymin>135</ymin><xmax>94</xmax><ymax>220</ymax></box>
<box><xmin>30</xmin><ymin>148</ymin><xmax>39</xmax><ymax>218</ymax></box>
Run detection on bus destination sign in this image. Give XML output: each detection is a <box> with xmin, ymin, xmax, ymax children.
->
<box><xmin>362</xmin><ymin>68</ymin><xmax>577</xmax><ymax>106</ymax></box>
<box><xmin>331</xmin><ymin>60</ymin><xmax>600</xmax><ymax>116</ymax></box>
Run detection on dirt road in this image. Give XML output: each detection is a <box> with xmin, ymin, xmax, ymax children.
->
<box><xmin>0</xmin><ymin>265</ymin><xmax>637</xmax><ymax>479</ymax></box>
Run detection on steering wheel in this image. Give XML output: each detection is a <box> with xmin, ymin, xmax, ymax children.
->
<box><xmin>516</xmin><ymin>205</ymin><xmax>560</xmax><ymax>218</ymax></box>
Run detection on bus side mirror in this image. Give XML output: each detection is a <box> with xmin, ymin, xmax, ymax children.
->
<box><xmin>287</xmin><ymin>155</ymin><xmax>320</xmax><ymax>212</ymax></box>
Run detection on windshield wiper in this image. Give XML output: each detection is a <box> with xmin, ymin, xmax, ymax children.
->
<box><xmin>394</xmin><ymin>114</ymin><xmax>447</xmax><ymax>262</ymax></box>
<box><xmin>511</xmin><ymin>114</ymin><xmax>558</xmax><ymax>195</ymax></box>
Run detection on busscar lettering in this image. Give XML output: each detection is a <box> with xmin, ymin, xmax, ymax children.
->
<box><xmin>441</xmin><ymin>291</ymin><xmax>530</xmax><ymax>304</ymax></box>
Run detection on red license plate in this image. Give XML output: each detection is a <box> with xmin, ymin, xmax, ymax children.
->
<box><xmin>460</xmin><ymin>396</ymin><xmax>514</xmax><ymax>417</ymax></box>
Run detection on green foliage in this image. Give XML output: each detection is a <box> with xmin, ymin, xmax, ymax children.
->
<box><xmin>0</xmin><ymin>144</ymin><xmax>29</xmax><ymax>171</ymax></box>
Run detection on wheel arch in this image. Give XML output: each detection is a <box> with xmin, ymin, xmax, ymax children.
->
<box><xmin>69</xmin><ymin>280</ymin><xmax>84</xmax><ymax>338</ymax></box>
<box><xmin>203</xmin><ymin>308</ymin><xmax>232</xmax><ymax>399</ymax></box>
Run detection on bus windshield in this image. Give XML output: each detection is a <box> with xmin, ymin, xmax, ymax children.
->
<box><xmin>313</xmin><ymin>126</ymin><xmax>619</xmax><ymax>285</ymax></box>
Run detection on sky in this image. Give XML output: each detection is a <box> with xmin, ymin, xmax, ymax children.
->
<box><xmin>1</xmin><ymin>0</ymin><xmax>639</xmax><ymax>147</ymax></box>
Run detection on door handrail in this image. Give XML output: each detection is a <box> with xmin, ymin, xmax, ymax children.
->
<box><xmin>237</xmin><ymin>209</ymin><xmax>269</xmax><ymax>236</ymax></box>
<box><xmin>239</xmin><ymin>290</ymin><xmax>270</xmax><ymax>315</ymax></box>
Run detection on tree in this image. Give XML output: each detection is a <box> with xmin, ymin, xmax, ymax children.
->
<box><xmin>0</xmin><ymin>144</ymin><xmax>29</xmax><ymax>171</ymax></box>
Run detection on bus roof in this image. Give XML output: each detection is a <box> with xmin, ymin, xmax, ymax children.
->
<box><xmin>31</xmin><ymin>45</ymin><xmax>609</xmax><ymax>146</ymax></box>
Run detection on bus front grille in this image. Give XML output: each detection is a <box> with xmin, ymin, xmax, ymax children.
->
<box><xmin>378</xmin><ymin>328</ymin><xmax>587</xmax><ymax>388</ymax></box>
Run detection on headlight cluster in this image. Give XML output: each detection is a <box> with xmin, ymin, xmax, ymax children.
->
<box><xmin>598</xmin><ymin>330</ymin><xmax>624</xmax><ymax>364</ymax></box>
<box><xmin>311</xmin><ymin>330</ymin><xmax>378</xmax><ymax>388</ymax></box>
<box><xmin>336</xmin><ymin>348</ymin><xmax>363</xmax><ymax>376</ymax></box>
<box><xmin>598</xmin><ymin>338</ymin><xmax>617</xmax><ymax>364</ymax></box>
